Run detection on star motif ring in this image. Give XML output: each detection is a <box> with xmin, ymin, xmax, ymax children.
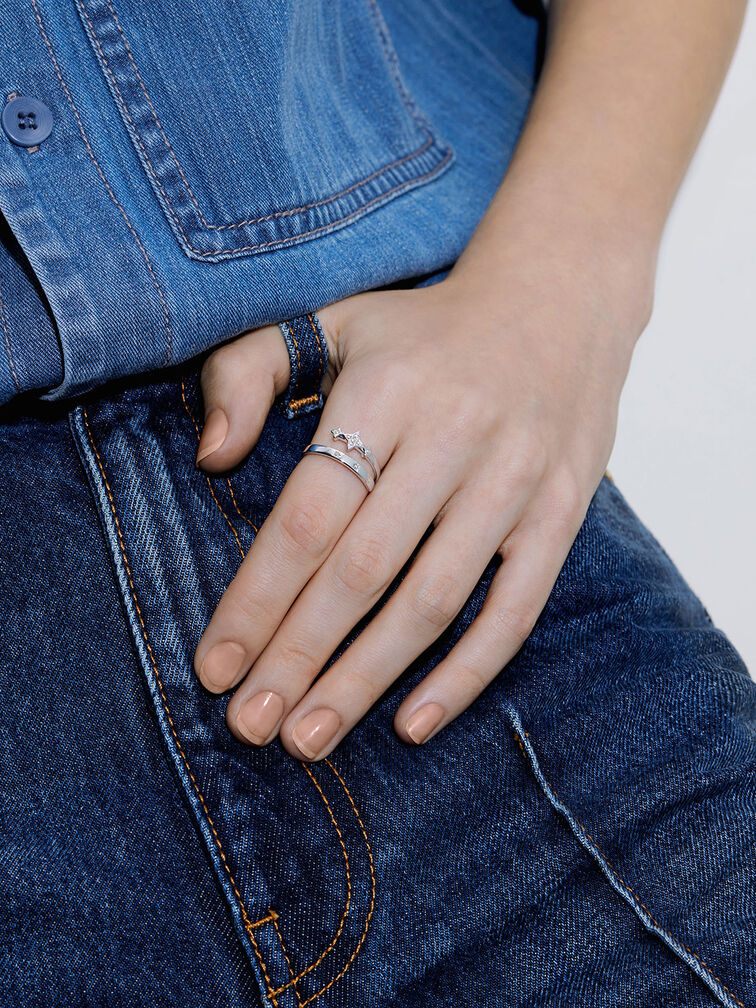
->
<box><xmin>330</xmin><ymin>427</ymin><xmax>381</xmax><ymax>481</ymax></box>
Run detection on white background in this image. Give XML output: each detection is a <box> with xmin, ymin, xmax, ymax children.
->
<box><xmin>608</xmin><ymin>3</ymin><xmax>755</xmax><ymax>675</ymax></box>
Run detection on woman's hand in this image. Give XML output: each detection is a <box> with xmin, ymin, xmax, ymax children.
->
<box><xmin>192</xmin><ymin>242</ymin><xmax>652</xmax><ymax>762</ymax></box>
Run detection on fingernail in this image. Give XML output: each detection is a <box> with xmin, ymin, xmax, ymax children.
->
<box><xmin>406</xmin><ymin>702</ymin><xmax>445</xmax><ymax>744</ymax></box>
<box><xmin>199</xmin><ymin>640</ymin><xmax>247</xmax><ymax>691</ymax></box>
<box><xmin>238</xmin><ymin>691</ymin><xmax>285</xmax><ymax>745</ymax></box>
<box><xmin>196</xmin><ymin>408</ymin><xmax>229</xmax><ymax>464</ymax></box>
<box><xmin>292</xmin><ymin>708</ymin><xmax>341</xmax><ymax>760</ymax></box>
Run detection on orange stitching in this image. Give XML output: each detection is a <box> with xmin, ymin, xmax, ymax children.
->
<box><xmin>180</xmin><ymin>376</ymin><xmax>250</xmax><ymax>555</ymax></box>
<box><xmin>80</xmin><ymin>408</ymin><xmax>279</xmax><ymax>1006</ymax></box>
<box><xmin>269</xmin><ymin>762</ymin><xmax>353</xmax><ymax>996</ymax></box>
<box><xmin>514</xmin><ymin>727</ymin><xmax>745</xmax><ymax>1008</ymax></box>
<box><xmin>287</xmin><ymin>315</ymin><xmax>326</xmax><ymax>414</ymax></box>
<box><xmin>0</xmin><ymin>277</ymin><xmax>20</xmax><ymax>392</ymax></box>
<box><xmin>180</xmin><ymin>374</ymin><xmax>257</xmax><ymax>531</ymax></box>
<box><xmin>306</xmin><ymin>314</ymin><xmax>325</xmax><ymax>376</ymax></box>
<box><xmin>248</xmin><ymin>911</ymin><xmax>278</xmax><ymax>930</ymax></box>
<box><xmin>31</xmin><ymin>0</ymin><xmax>172</xmax><ymax>365</ymax></box>
<box><xmin>95</xmin><ymin>0</ymin><xmax>436</xmax><ymax>232</ymax></box>
<box><xmin>289</xmin><ymin>393</ymin><xmax>320</xmax><ymax>412</ymax></box>
<box><xmin>272</xmin><ymin>913</ymin><xmax>304</xmax><ymax>1008</ymax></box>
<box><xmin>226</xmin><ymin>480</ymin><xmax>258</xmax><ymax>532</ymax></box>
<box><xmin>296</xmin><ymin>758</ymin><xmax>377</xmax><ymax>1007</ymax></box>
<box><xmin>306</xmin><ymin>313</ymin><xmax>325</xmax><ymax>392</ymax></box>
<box><xmin>180</xmin><ymin>373</ymin><xmax>373</xmax><ymax>996</ymax></box>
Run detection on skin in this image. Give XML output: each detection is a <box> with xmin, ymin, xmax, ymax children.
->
<box><xmin>192</xmin><ymin>0</ymin><xmax>748</xmax><ymax>761</ymax></box>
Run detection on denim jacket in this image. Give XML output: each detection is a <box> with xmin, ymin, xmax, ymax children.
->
<box><xmin>0</xmin><ymin>0</ymin><xmax>544</xmax><ymax>406</ymax></box>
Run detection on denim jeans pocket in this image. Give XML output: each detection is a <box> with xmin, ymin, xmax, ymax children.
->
<box><xmin>73</xmin><ymin>0</ymin><xmax>454</xmax><ymax>261</ymax></box>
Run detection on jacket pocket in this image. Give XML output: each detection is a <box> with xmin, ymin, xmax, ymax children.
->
<box><xmin>74</xmin><ymin>0</ymin><xmax>454</xmax><ymax>261</ymax></box>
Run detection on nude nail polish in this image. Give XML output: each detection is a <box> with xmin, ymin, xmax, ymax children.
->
<box><xmin>292</xmin><ymin>708</ymin><xmax>341</xmax><ymax>760</ymax></box>
<box><xmin>406</xmin><ymin>702</ymin><xmax>445</xmax><ymax>744</ymax></box>
<box><xmin>196</xmin><ymin>407</ymin><xmax>229</xmax><ymax>464</ymax></box>
<box><xmin>238</xmin><ymin>691</ymin><xmax>285</xmax><ymax>745</ymax></box>
<box><xmin>199</xmin><ymin>640</ymin><xmax>246</xmax><ymax>691</ymax></box>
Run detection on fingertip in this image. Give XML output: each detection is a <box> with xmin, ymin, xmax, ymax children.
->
<box><xmin>196</xmin><ymin>407</ymin><xmax>229</xmax><ymax>466</ymax></box>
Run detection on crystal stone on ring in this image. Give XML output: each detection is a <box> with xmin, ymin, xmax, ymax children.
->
<box><xmin>330</xmin><ymin>427</ymin><xmax>366</xmax><ymax>454</ymax></box>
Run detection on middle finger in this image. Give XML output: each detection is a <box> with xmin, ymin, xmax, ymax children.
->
<box><xmin>194</xmin><ymin>391</ymin><xmax>399</xmax><ymax>692</ymax></box>
<box><xmin>225</xmin><ymin>436</ymin><xmax>468</xmax><ymax>741</ymax></box>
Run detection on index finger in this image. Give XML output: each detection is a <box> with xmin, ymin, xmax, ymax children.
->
<box><xmin>193</xmin><ymin>394</ymin><xmax>397</xmax><ymax>693</ymax></box>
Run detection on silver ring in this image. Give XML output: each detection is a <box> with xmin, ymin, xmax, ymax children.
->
<box><xmin>301</xmin><ymin>443</ymin><xmax>376</xmax><ymax>492</ymax></box>
<box><xmin>329</xmin><ymin>427</ymin><xmax>381</xmax><ymax>482</ymax></box>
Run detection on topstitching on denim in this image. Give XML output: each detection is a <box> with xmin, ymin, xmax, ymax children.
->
<box><xmin>29</xmin><ymin>0</ymin><xmax>173</xmax><ymax>365</ymax></box>
<box><xmin>179</xmin><ymin>375</ymin><xmax>376</xmax><ymax>1004</ymax></box>
<box><xmin>0</xmin><ymin>276</ymin><xmax>20</xmax><ymax>392</ymax></box>
<box><xmin>508</xmin><ymin>706</ymin><xmax>746</xmax><ymax>1008</ymax></box>
<box><xmin>71</xmin><ymin>397</ymin><xmax>376</xmax><ymax>1007</ymax></box>
<box><xmin>72</xmin><ymin>0</ymin><xmax>454</xmax><ymax>258</ymax></box>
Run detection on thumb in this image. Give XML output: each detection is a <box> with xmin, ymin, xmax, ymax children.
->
<box><xmin>195</xmin><ymin>323</ymin><xmax>291</xmax><ymax>472</ymax></box>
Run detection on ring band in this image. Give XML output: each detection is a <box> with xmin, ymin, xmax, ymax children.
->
<box><xmin>301</xmin><ymin>443</ymin><xmax>376</xmax><ymax>492</ymax></box>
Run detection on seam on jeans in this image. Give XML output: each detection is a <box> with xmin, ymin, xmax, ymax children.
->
<box><xmin>180</xmin><ymin>376</ymin><xmax>251</xmax><ymax>555</ymax></box>
<box><xmin>180</xmin><ymin>375</ymin><xmax>257</xmax><ymax>532</ymax></box>
<box><xmin>294</xmin><ymin>757</ymin><xmax>376</xmax><ymax>1007</ymax></box>
<box><xmin>30</xmin><ymin>0</ymin><xmax>172</xmax><ymax>366</ymax></box>
<box><xmin>86</xmin><ymin>0</ymin><xmax>437</xmax><ymax>232</ymax></box>
<box><xmin>0</xmin><ymin>277</ymin><xmax>20</xmax><ymax>392</ymax></box>
<box><xmin>269</xmin><ymin>761</ymin><xmax>353</xmax><ymax>998</ymax></box>
<box><xmin>307</xmin><ymin>314</ymin><xmax>325</xmax><ymax>382</ymax></box>
<box><xmin>272</xmin><ymin>909</ymin><xmax>304</xmax><ymax>1008</ymax></box>
<box><xmin>179</xmin><ymin>374</ymin><xmax>375</xmax><ymax>999</ymax></box>
<box><xmin>284</xmin><ymin>321</ymin><xmax>303</xmax><ymax>411</ymax></box>
<box><xmin>79</xmin><ymin>407</ymin><xmax>280</xmax><ymax>1007</ymax></box>
<box><xmin>287</xmin><ymin>314</ymin><xmax>327</xmax><ymax>414</ymax></box>
<box><xmin>509</xmin><ymin>709</ymin><xmax>745</xmax><ymax>1008</ymax></box>
<box><xmin>288</xmin><ymin>393</ymin><xmax>321</xmax><ymax>412</ymax></box>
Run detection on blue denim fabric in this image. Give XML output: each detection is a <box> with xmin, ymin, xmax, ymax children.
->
<box><xmin>1</xmin><ymin>344</ymin><xmax>753</xmax><ymax>1005</ymax></box>
<box><xmin>0</xmin><ymin>0</ymin><xmax>543</xmax><ymax>404</ymax></box>
<box><xmin>1</xmin><ymin>2</ymin><xmax>755</xmax><ymax>1004</ymax></box>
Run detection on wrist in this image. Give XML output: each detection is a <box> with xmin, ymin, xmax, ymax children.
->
<box><xmin>448</xmin><ymin>176</ymin><xmax>658</xmax><ymax>346</ymax></box>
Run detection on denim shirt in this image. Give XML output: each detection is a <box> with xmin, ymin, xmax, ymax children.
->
<box><xmin>0</xmin><ymin>0</ymin><xmax>544</xmax><ymax>406</ymax></box>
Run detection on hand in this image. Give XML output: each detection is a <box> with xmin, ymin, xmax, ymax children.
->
<box><xmin>192</xmin><ymin>250</ymin><xmax>651</xmax><ymax>762</ymax></box>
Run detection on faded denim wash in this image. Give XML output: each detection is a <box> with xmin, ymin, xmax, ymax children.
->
<box><xmin>0</xmin><ymin>1</ymin><xmax>755</xmax><ymax>1006</ymax></box>
<box><xmin>1</xmin><ymin>343</ymin><xmax>754</xmax><ymax>1006</ymax></box>
<box><xmin>0</xmin><ymin>0</ymin><xmax>542</xmax><ymax>402</ymax></box>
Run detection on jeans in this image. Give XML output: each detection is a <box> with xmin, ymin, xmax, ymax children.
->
<box><xmin>1</xmin><ymin>305</ymin><xmax>754</xmax><ymax>1007</ymax></box>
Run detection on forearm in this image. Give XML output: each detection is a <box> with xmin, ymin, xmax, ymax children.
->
<box><xmin>451</xmin><ymin>0</ymin><xmax>747</xmax><ymax>317</ymax></box>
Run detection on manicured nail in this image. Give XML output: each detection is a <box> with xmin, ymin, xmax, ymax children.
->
<box><xmin>238</xmin><ymin>691</ymin><xmax>285</xmax><ymax>745</ymax></box>
<box><xmin>199</xmin><ymin>640</ymin><xmax>247</xmax><ymax>691</ymax></box>
<box><xmin>406</xmin><ymin>702</ymin><xmax>445</xmax><ymax>744</ymax></box>
<box><xmin>292</xmin><ymin>708</ymin><xmax>341</xmax><ymax>760</ymax></box>
<box><xmin>196</xmin><ymin>407</ymin><xmax>229</xmax><ymax>464</ymax></box>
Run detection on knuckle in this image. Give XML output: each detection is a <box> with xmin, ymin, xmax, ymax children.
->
<box><xmin>444</xmin><ymin>389</ymin><xmax>496</xmax><ymax>445</ymax></box>
<box><xmin>540</xmin><ymin>474</ymin><xmax>587</xmax><ymax>533</ymax></box>
<box><xmin>408</xmin><ymin>571</ymin><xmax>460</xmax><ymax>630</ymax></box>
<box><xmin>200</xmin><ymin>346</ymin><xmax>231</xmax><ymax>389</ymax></box>
<box><xmin>226</xmin><ymin>583</ymin><xmax>268</xmax><ymax>629</ymax></box>
<box><xmin>275</xmin><ymin>638</ymin><xmax>319</xmax><ymax>677</ymax></box>
<box><xmin>451</xmin><ymin>660</ymin><xmax>491</xmax><ymax>694</ymax></box>
<box><xmin>334</xmin><ymin>539</ymin><xmax>393</xmax><ymax>598</ymax></box>
<box><xmin>490</xmin><ymin>600</ymin><xmax>541</xmax><ymax>644</ymax></box>
<box><xmin>506</xmin><ymin>434</ymin><xmax>548</xmax><ymax>486</ymax></box>
<box><xmin>278</xmin><ymin>499</ymin><xmax>331</xmax><ymax>559</ymax></box>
